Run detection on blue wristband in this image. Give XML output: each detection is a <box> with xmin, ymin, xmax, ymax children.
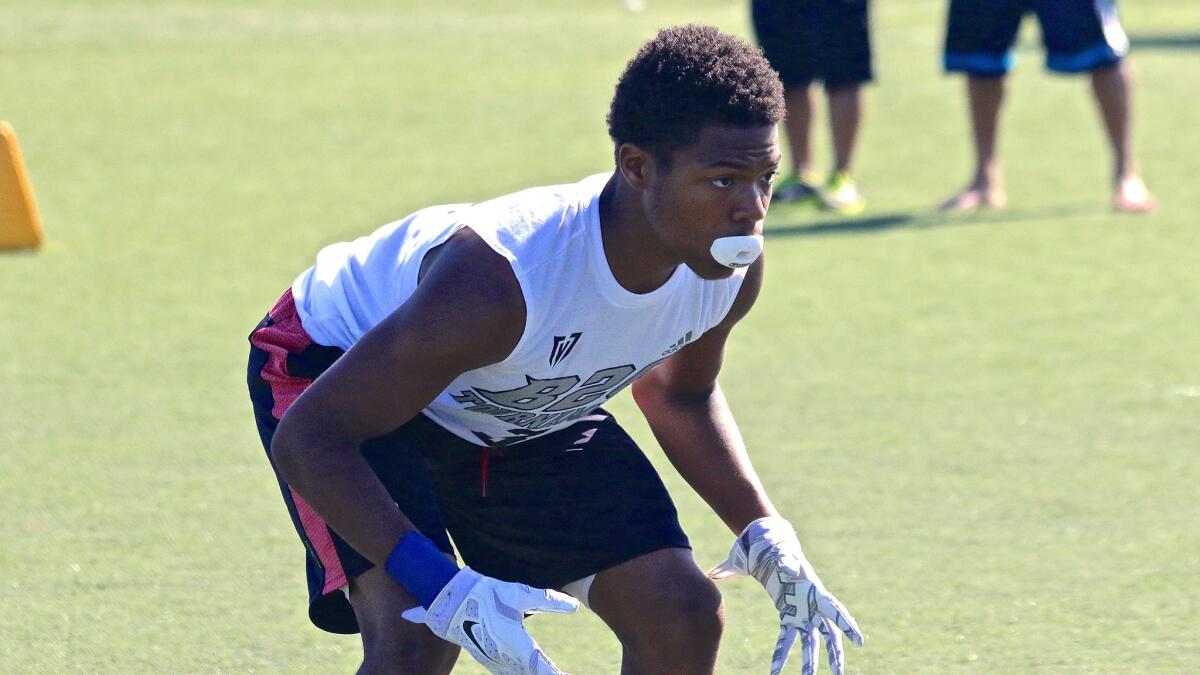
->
<box><xmin>384</xmin><ymin>531</ymin><xmax>459</xmax><ymax>609</ymax></box>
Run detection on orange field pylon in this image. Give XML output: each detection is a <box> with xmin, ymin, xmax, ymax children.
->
<box><xmin>1</xmin><ymin>121</ymin><xmax>44</xmax><ymax>250</ymax></box>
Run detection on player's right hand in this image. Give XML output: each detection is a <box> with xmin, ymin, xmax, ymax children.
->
<box><xmin>401</xmin><ymin>567</ymin><xmax>579</xmax><ymax>674</ymax></box>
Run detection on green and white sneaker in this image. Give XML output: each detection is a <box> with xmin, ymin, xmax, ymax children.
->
<box><xmin>772</xmin><ymin>172</ymin><xmax>822</xmax><ymax>205</ymax></box>
<box><xmin>821</xmin><ymin>171</ymin><xmax>866</xmax><ymax>215</ymax></box>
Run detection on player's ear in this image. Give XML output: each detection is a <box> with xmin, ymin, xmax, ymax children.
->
<box><xmin>616</xmin><ymin>142</ymin><xmax>657</xmax><ymax>192</ymax></box>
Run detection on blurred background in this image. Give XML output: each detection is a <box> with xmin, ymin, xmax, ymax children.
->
<box><xmin>1</xmin><ymin>1</ymin><xmax>1197</xmax><ymax>672</ymax></box>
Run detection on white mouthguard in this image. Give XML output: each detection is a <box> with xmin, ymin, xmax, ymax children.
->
<box><xmin>710</xmin><ymin>235</ymin><xmax>764</xmax><ymax>268</ymax></box>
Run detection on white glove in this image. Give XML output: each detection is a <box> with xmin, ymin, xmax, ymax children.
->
<box><xmin>401</xmin><ymin>567</ymin><xmax>579</xmax><ymax>674</ymax></box>
<box><xmin>708</xmin><ymin>517</ymin><xmax>864</xmax><ymax>675</ymax></box>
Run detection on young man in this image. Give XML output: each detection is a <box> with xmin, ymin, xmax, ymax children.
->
<box><xmin>751</xmin><ymin>0</ymin><xmax>874</xmax><ymax>214</ymax></box>
<box><xmin>940</xmin><ymin>0</ymin><xmax>1155</xmax><ymax>213</ymax></box>
<box><xmin>248</xmin><ymin>25</ymin><xmax>862</xmax><ymax>675</ymax></box>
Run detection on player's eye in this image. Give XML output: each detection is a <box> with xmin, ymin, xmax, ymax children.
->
<box><xmin>710</xmin><ymin>176</ymin><xmax>734</xmax><ymax>188</ymax></box>
<box><xmin>762</xmin><ymin>171</ymin><xmax>778</xmax><ymax>185</ymax></box>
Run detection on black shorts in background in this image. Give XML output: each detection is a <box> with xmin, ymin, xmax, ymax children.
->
<box><xmin>751</xmin><ymin>0</ymin><xmax>874</xmax><ymax>91</ymax></box>
<box><xmin>944</xmin><ymin>0</ymin><xmax>1129</xmax><ymax>75</ymax></box>
<box><xmin>247</xmin><ymin>290</ymin><xmax>689</xmax><ymax>634</ymax></box>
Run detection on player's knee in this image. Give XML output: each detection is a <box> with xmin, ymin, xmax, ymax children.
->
<box><xmin>359</xmin><ymin>625</ymin><xmax>458</xmax><ymax>675</ymax></box>
<box><xmin>638</xmin><ymin>573</ymin><xmax>725</xmax><ymax>650</ymax></box>
<box><xmin>671</xmin><ymin>574</ymin><xmax>725</xmax><ymax>644</ymax></box>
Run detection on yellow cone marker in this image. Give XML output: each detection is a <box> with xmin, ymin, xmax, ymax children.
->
<box><xmin>0</xmin><ymin>121</ymin><xmax>44</xmax><ymax>250</ymax></box>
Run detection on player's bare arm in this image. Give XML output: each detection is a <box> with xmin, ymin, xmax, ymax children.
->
<box><xmin>270</xmin><ymin>228</ymin><xmax>582</xmax><ymax>673</ymax></box>
<box><xmin>634</xmin><ymin>256</ymin><xmax>865</xmax><ymax>674</ymax></box>
<box><xmin>270</xmin><ymin>227</ymin><xmax>525</xmax><ymax>565</ymax></box>
<box><xmin>630</xmin><ymin>255</ymin><xmax>777</xmax><ymax>534</ymax></box>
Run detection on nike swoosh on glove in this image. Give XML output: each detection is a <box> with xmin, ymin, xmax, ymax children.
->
<box><xmin>402</xmin><ymin>567</ymin><xmax>579</xmax><ymax>674</ymax></box>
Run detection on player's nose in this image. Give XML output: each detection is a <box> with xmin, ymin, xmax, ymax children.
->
<box><xmin>731</xmin><ymin>183</ymin><xmax>769</xmax><ymax>229</ymax></box>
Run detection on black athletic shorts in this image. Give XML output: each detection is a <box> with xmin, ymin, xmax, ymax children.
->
<box><xmin>247</xmin><ymin>290</ymin><xmax>689</xmax><ymax>634</ymax></box>
<box><xmin>751</xmin><ymin>0</ymin><xmax>873</xmax><ymax>91</ymax></box>
<box><xmin>944</xmin><ymin>0</ymin><xmax>1129</xmax><ymax>76</ymax></box>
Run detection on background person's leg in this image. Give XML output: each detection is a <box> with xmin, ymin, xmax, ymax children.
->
<box><xmin>588</xmin><ymin>548</ymin><xmax>724</xmax><ymax>675</ymax></box>
<box><xmin>1090</xmin><ymin>61</ymin><xmax>1154</xmax><ymax>212</ymax></box>
<box><xmin>823</xmin><ymin>82</ymin><xmax>868</xmax><ymax>214</ymax></box>
<box><xmin>751</xmin><ymin>0</ymin><xmax>821</xmax><ymax>203</ymax></box>
<box><xmin>828</xmin><ymin>83</ymin><xmax>862</xmax><ymax>176</ymax></box>
<box><xmin>772</xmin><ymin>85</ymin><xmax>823</xmax><ymax>203</ymax></box>
<box><xmin>940</xmin><ymin>74</ymin><xmax>1008</xmax><ymax>211</ymax></box>
<box><xmin>811</xmin><ymin>0</ymin><xmax>872</xmax><ymax>213</ymax></box>
<box><xmin>784</xmin><ymin>85</ymin><xmax>817</xmax><ymax>178</ymax></box>
<box><xmin>940</xmin><ymin>0</ymin><xmax>1024</xmax><ymax>211</ymax></box>
<box><xmin>1034</xmin><ymin>0</ymin><xmax>1151</xmax><ymax>212</ymax></box>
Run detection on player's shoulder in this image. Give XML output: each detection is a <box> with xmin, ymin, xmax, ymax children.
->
<box><xmin>425</xmin><ymin>227</ymin><xmax>525</xmax><ymax>311</ymax></box>
<box><xmin>473</xmin><ymin>172</ymin><xmax>608</xmax><ymax>215</ymax></box>
<box><xmin>457</xmin><ymin>173</ymin><xmax>610</xmax><ymax>265</ymax></box>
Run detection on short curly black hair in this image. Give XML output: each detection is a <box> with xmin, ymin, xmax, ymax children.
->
<box><xmin>607</xmin><ymin>24</ymin><xmax>785</xmax><ymax>164</ymax></box>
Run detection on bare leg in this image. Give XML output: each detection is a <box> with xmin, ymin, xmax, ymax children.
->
<box><xmin>940</xmin><ymin>75</ymin><xmax>1008</xmax><ymax>211</ymax></box>
<box><xmin>1090</xmin><ymin>60</ymin><xmax>1155</xmax><ymax>213</ymax></box>
<box><xmin>349</xmin><ymin>567</ymin><xmax>459</xmax><ymax>675</ymax></box>
<box><xmin>827</xmin><ymin>84</ymin><xmax>863</xmax><ymax>175</ymax></box>
<box><xmin>589</xmin><ymin>548</ymin><xmax>724</xmax><ymax>674</ymax></box>
<box><xmin>783</xmin><ymin>85</ymin><xmax>816</xmax><ymax>177</ymax></box>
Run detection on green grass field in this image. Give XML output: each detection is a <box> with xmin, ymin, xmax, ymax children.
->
<box><xmin>2</xmin><ymin>1</ymin><xmax>1197</xmax><ymax>672</ymax></box>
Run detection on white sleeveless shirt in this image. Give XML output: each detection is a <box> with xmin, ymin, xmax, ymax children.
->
<box><xmin>292</xmin><ymin>173</ymin><xmax>746</xmax><ymax>447</ymax></box>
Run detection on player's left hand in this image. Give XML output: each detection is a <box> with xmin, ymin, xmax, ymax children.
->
<box><xmin>708</xmin><ymin>516</ymin><xmax>864</xmax><ymax>675</ymax></box>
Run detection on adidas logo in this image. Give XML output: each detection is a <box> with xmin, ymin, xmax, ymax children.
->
<box><xmin>661</xmin><ymin>331</ymin><xmax>693</xmax><ymax>357</ymax></box>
